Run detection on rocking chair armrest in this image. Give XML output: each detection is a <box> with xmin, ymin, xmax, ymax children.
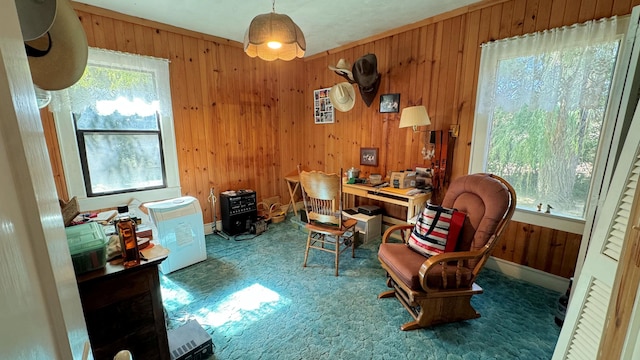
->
<box><xmin>418</xmin><ymin>249</ymin><xmax>486</xmax><ymax>291</ymax></box>
<box><xmin>381</xmin><ymin>224</ymin><xmax>415</xmax><ymax>244</ymax></box>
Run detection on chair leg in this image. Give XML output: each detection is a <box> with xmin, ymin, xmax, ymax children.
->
<box><xmin>351</xmin><ymin>233</ymin><xmax>355</xmax><ymax>258</ymax></box>
<box><xmin>378</xmin><ymin>290</ymin><xmax>395</xmax><ymax>299</ymax></box>
<box><xmin>303</xmin><ymin>231</ymin><xmax>312</xmax><ymax>268</ymax></box>
<box><xmin>334</xmin><ymin>236</ymin><xmax>340</xmax><ymax>276</ymax></box>
<box><xmin>400</xmin><ymin>321</ymin><xmax>423</xmax><ymax>331</ymax></box>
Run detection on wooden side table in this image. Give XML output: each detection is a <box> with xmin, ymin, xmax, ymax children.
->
<box><xmin>284</xmin><ymin>174</ymin><xmax>300</xmax><ymax>216</ymax></box>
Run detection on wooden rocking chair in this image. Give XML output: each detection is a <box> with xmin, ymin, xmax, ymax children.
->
<box><xmin>378</xmin><ymin>173</ymin><xmax>516</xmax><ymax>330</ymax></box>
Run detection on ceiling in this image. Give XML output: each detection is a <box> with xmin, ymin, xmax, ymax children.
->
<box><xmin>77</xmin><ymin>0</ymin><xmax>480</xmax><ymax>57</ymax></box>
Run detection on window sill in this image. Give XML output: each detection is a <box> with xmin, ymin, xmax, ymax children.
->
<box><xmin>76</xmin><ymin>186</ymin><xmax>182</xmax><ymax>214</ymax></box>
<box><xmin>512</xmin><ymin>208</ymin><xmax>584</xmax><ymax>235</ymax></box>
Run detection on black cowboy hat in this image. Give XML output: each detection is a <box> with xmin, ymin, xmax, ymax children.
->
<box><xmin>353</xmin><ymin>54</ymin><xmax>381</xmax><ymax>107</ymax></box>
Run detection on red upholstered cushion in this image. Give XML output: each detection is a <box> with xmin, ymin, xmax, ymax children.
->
<box><xmin>379</xmin><ymin>243</ymin><xmax>473</xmax><ymax>291</ymax></box>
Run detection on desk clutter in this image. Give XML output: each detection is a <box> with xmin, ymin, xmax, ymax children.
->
<box><xmin>344</xmin><ymin>167</ymin><xmax>433</xmax><ymax>192</ymax></box>
<box><xmin>61</xmin><ymin>197</ymin><xmax>213</xmax><ymax>276</ymax></box>
<box><xmin>342</xmin><ymin>170</ymin><xmax>431</xmax><ymax>222</ymax></box>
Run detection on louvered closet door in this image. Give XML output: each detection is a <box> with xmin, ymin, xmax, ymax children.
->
<box><xmin>552</xmin><ymin>95</ymin><xmax>640</xmax><ymax>359</ymax></box>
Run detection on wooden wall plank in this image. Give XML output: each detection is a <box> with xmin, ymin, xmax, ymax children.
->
<box><xmin>595</xmin><ymin>0</ymin><xmax>615</xmax><ymax>18</ymax></box>
<box><xmin>579</xmin><ymin>0</ymin><xmax>599</xmax><ymax>22</ymax></box>
<box><xmin>561</xmin><ymin>233</ymin><xmax>582</xmax><ymax>278</ymax></box>
<box><xmin>489</xmin><ymin>4</ymin><xmax>504</xmax><ymax>41</ymax></box>
<box><xmin>510</xmin><ymin>0</ymin><xmax>528</xmax><ymax>35</ymax></box>
<box><xmin>563</xmin><ymin>0</ymin><xmax>581</xmax><ymax>25</ymax></box>
<box><xmin>535</xmin><ymin>0</ymin><xmax>554</xmax><ymax>32</ymax></box>
<box><xmin>455</xmin><ymin>10</ymin><xmax>481</xmax><ymax>180</ymax></box>
<box><xmin>513</xmin><ymin>222</ymin><xmax>530</xmax><ymax>264</ymax></box>
<box><xmin>549</xmin><ymin>0</ymin><xmax>568</xmax><ymax>29</ymax></box>
<box><xmin>523</xmin><ymin>0</ymin><xmax>540</xmax><ymax>35</ymax></box>
<box><xmin>549</xmin><ymin>230</ymin><xmax>568</xmax><ymax>275</ymax></box>
<box><xmin>524</xmin><ymin>224</ymin><xmax>540</xmax><ymax>267</ymax></box>
<box><xmin>185</xmin><ymin>38</ymin><xmax>207</xmax><ymax>203</ymax></box>
<box><xmin>40</xmin><ymin>109</ymin><xmax>69</xmax><ymax>201</ymax></box>
<box><xmin>613</xmin><ymin>0</ymin><xmax>633</xmax><ymax>17</ymax></box>
<box><xmin>77</xmin><ymin>12</ymin><xmax>95</xmax><ymax>45</ymax></box>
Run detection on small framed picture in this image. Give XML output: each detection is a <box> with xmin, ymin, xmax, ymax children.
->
<box><xmin>379</xmin><ymin>93</ymin><xmax>400</xmax><ymax>113</ymax></box>
<box><xmin>360</xmin><ymin>147</ymin><xmax>379</xmax><ymax>166</ymax></box>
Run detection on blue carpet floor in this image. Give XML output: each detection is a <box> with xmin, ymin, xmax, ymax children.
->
<box><xmin>160</xmin><ymin>219</ymin><xmax>561</xmax><ymax>360</ymax></box>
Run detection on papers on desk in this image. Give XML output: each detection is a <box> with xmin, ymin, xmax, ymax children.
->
<box><xmin>380</xmin><ymin>187</ymin><xmax>414</xmax><ymax>195</ymax></box>
<box><xmin>141</xmin><ymin>243</ymin><xmax>169</xmax><ymax>261</ymax></box>
<box><xmin>95</xmin><ymin>210</ymin><xmax>117</xmax><ymax>222</ymax></box>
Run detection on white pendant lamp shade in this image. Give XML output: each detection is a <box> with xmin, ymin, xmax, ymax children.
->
<box><xmin>244</xmin><ymin>12</ymin><xmax>306</xmax><ymax>61</ymax></box>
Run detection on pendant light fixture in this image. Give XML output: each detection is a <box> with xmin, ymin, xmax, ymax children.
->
<box><xmin>243</xmin><ymin>0</ymin><xmax>306</xmax><ymax>61</ymax></box>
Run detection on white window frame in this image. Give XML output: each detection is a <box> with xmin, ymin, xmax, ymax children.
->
<box><xmin>52</xmin><ymin>48</ymin><xmax>181</xmax><ymax>211</ymax></box>
<box><xmin>469</xmin><ymin>18</ymin><xmax>629</xmax><ymax>234</ymax></box>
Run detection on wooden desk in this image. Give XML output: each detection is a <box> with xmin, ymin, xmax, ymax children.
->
<box><xmin>342</xmin><ymin>182</ymin><xmax>430</xmax><ymax>222</ymax></box>
<box><xmin>77</xmin><ymin>257</ymin><xmax>170</xmax><ymax>360</ymax></box>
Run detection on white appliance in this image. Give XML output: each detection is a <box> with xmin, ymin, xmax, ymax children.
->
<box><xmin>146</xmin><ymin>196</ymin><xmax>206</xmax><ymax>274</ymax></box>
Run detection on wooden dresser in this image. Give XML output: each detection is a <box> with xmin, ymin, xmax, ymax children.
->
<box><xmin>76</xmin><ymin>257</ymin><xmax>170</xmax><ymax>360</ymax></box>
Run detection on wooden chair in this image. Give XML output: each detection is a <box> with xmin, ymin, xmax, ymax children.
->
<box><xmin>378</xmin><ymin>173</ymin><xmax>516</xmax><ymax>330</ymax></box>
<box><xmin>298</xmin><ymin>166</ymin><xmax>357</xmax><ymax>276</ymax></box>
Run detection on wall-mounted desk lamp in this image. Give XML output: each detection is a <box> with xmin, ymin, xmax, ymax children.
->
<box><xmin>399</xmin><ymin>105</ymin><xmax>431</xmax><ymax>131</ymax></box>
<box><xmin>399</xmin><ymin>105</ymin><xmax>435</xmax><ymax>159</ymax></box>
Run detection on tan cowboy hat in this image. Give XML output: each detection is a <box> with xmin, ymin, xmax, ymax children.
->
<box><xmin>328</xmin><ymin>58</ymin><xmax>355</xmax><ymax>83</ymax></box>
<box><xmin>16</xmin><ymin>0</ymin><xmax>58</xmax><ymax>41</ymax></box>
<box><xmin>24</xmin><ymin>0</ymin><xmax>88</xmax><ymax>91</ymax></box>
<box><xmin>329</xmin><ymin>82</ymin><xmax>356</xmax><ymax>112</ymax></box>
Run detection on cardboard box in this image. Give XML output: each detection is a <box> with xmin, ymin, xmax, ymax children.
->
<box><xmin>390</xmin><ymin>171</ymin><xmax>417</xmax><ymax>189</ymax></box>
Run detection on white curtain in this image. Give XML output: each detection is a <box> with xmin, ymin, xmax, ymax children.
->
<box><xmin>476</xmin><ymin>17</ymin><xmax>621</xmax><ymax>116</ymax></box>
<box><xmin>49</xmin><ymin>47</ymin><xmax>172</xmax><ymax>118</ymax></box>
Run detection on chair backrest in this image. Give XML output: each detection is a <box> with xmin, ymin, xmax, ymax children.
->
<box><xmin>298</xmin><ymin>168</ymin><xmax>343</xmax><ymax>227</ymax></box>
<box><xmin>441</xmin><ymin>173</ymin><xmax>516</xmax><ymax>268</ymax></box>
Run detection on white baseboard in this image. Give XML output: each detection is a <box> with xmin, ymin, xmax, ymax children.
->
<box><xmin>485</xmin><ymin>256</ymin><xmax>569</xmax><ymax>293</ymax></box>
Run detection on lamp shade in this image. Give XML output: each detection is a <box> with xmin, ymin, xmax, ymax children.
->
<box><xmin>244</xmin><ymin>12</ymin><xmax>306</xmax><ymax>61</ymax></box>
<box><xmin>399</xmin><ymin>105</ymin><xmax>431</xmax><ymax>131</ymax></box>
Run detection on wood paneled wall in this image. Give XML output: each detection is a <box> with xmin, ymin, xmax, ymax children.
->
<box><xmin>300</xmin><ymin>0</ymin><xmax>638</xmax><ymax>278</ymax></box>
<box><xmin>41</xmin><ymin>0</ymin><xmax>637</xmax><ymax>279</ymax></box>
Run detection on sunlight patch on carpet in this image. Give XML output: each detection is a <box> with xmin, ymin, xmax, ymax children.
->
<box><xmin>161</xmin><ymin>277</ymin><xmax>194</xmax><ymax>311</ymax></box>
<box><xmin>192</xmin><ymin>283</ymin><xmax>289</xmax><ymax>333</ymax></box>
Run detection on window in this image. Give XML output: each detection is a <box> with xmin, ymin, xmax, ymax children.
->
<box><xmin>53</xmin><ymin>48</ymin><xmax>180</xmax><ymax>210</ymax></box>
<box><xmin>75</xmin><ymin>112</ymin><xmax>166</xmax><ymax>196</ymax></box>
<box><xmin>470</xmin><ymin>17</ymin><xmax>624</xmax><ymax>229</ymax></box>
